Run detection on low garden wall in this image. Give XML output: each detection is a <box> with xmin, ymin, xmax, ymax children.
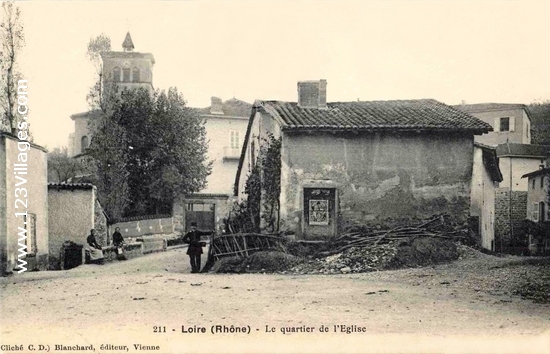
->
<box><xmin>102</xmin><ymin>242</ymin><xmax>144</xmax><ymax>261</ymax></box>
<box><xmin>135</xmin><ymin>236</ymin><xmax>167</xmax><ymax>254</ymax></box>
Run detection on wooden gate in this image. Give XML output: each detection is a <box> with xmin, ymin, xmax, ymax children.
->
<box><xmin>185</xmin><ymin>202</ymin><xmax>215</xmax><ymax>232</ymax></box>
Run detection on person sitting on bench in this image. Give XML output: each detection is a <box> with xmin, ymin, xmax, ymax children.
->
<box><xmin>86</xmin><ymin>229</ymin><xmax>104</xmax><ymax>265</ymax></box>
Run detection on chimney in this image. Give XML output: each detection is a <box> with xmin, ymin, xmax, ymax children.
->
<box><xmin>297</xmin><ymin>79</ymin><xmax>327</xmax><ymax>109</ymax></box>
<box><xmin>210</xmin><ymin>97</ymin><xmax>224</xmax><ymax>115</ymax></box>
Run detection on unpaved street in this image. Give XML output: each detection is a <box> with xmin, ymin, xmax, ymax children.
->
<box><xmin>1</xmin><ymin>247</ymin><xmax>549</xmax><ymax>354</ymax></box>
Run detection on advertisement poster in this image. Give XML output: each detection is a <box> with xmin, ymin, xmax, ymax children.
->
<box><xmin>0</xmin><ymin>1</ymin><xmax>549</xmax><ymax>353</ymax></box>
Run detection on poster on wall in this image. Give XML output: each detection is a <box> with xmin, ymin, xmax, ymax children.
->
<box><xmin>309</xmin><ymin>199</ymin><xmax>329</xmax><ymax>225</ymax></box>
<box><xmin>1</xmin><ymin>1</ymin><xmax>549</xmax><ymax>354</ymax></box>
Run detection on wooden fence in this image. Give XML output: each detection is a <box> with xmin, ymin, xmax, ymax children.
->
<box><xmin>209</xmin><ymin>233</ymin><xmax>286</xmax><ymax>261</ymax></box>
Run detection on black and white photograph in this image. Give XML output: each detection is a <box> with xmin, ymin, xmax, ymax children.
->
<box><xmin>0</xmin><ymin>1</ymin><xmax>549</xmax><ymax>353</ymax></box>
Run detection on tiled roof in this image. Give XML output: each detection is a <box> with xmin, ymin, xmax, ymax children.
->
<box><xmin>474</xmin><ymin>142</ymin><xmax>503</xmax><ymax>182</ymax></box>
<box><xmin>496</xmin><ymin>143</ymin><xmax>550</xmax><ymax>158</ymax></box>
<box><xmin>260</xmin><ymin>99</ymin><xmax>492</xmax><ymax>133</ymax></box>
<box><xmin>70</xmin><ymin>109</ymin><xmax>102</xmax><ymax>120</ymax></box>
<box><xmin>454</xmin><ymin>103</ymin><xmax>527</xmax><ymax>114</ymax></box>
<box><xmin>197</xmin><ymin>98</ymin><xmax>252</xmax><ymax>118</ymax></box>
<box><xmin>48</xmin><ymin>183</ymin><xmax>95</xmax><ymax>190</ymax></box>
<box><xmin>1</xmin><ymin>132</ymin><xmax>48</xmax><ymax>152</ymax></box>
<box><xmin>522</xmin><ymin>167</ymin><xmax>550</xmax><ymax>179</ymax></box>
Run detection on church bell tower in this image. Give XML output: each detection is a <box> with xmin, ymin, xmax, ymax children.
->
<box><xmin>100</xmin><ymin>32</ymin><xmax>155</xmax><ymax>95</ymax></box>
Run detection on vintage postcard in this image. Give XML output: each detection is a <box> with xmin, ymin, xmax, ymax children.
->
<box><xmin>1</xmin><ymin>1</ymin><xmax>549</xmax><ymax>353</ymax></box>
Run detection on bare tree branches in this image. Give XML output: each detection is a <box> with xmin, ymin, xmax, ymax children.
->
<box><xmin>0</xmin><ymin>1</ymin><xmax>25</xmax><ymax>134</ymax></box>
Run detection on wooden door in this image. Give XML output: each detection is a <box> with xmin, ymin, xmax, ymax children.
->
<box><xmin>185</xmin><ymin>203</ymin><xmax>215</xmax><ymax>233</ymax></box>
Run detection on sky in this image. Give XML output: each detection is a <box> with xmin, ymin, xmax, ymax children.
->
<box><xmin>10</xmin><ymin>0</ymin><xmax>550</xmax><ymax>150</ymax></box>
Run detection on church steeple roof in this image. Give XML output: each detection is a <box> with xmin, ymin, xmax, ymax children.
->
<box><xmin>122</xmin><ymin>32</ymin><xmax>135</xmax><ymax>52</ymax></box>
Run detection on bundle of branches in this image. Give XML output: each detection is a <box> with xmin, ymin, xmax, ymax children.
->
<box><xmin>319</xmin><ymin>215</ymin><xmax>467</xmax><ymax>257</ymax></box>
<box><xmin>210</xmin><ymin>232</ymin><xmax>287</xmax><ymax>260</ymax></box>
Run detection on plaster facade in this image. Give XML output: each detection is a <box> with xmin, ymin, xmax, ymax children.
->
<box><xmin>456</xmin><ymin>104</ymin><xmax>531</xmax><ymax>146</ymax></box>
<box><xmin>470</xmin><ymin>146</ymin><xmax>498</xmax><ymax>250</ymax></box>
<box><xmin>47</xmin><ymin>185</ymin><xmax>107</xmax><ymax>269</ymax></box>
<box><xmin>0</xmin><ymin>134</ymin><xmax>49</xmax><ymax>273</ymax></box>
<box><xmin>499</xmin><ymin>156</ymin><xmax>545</xmax><ymax>192</ymax></box>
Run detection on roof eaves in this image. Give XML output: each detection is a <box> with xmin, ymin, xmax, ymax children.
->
<box><xmin>521</xmin><ymin>168</ymin><xmax>550</xmax><ymax>179</ymax></box>
<box><xmin>48</xmin><ymin>182</ymin><xmax>96</xmax><ymax>190</ymax></box>
<box><xmin>234</xmin><ymin>103</ymin><xmax>261</xmax><ymax>196</ymax></box>
<box><xmin>1</xmin><ymin>132</ymin><xmax>48</xmax><ymax>153</ymax></box>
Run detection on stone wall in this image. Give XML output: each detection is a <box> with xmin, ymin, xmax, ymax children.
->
<box><xmin>135</xmin><ymin>236</ymin><xmax>167</xmax><ymax>254</ymax></box>
<box><xmin>102</xmin><ymin>243</ymin><xmax>143</xmax><ymax>261</ymax></box>
<box><xmin>280</xmin><ymin>131</ymin><xmax>474</xmax><ymax>239</ymax></box>
<box><xmin>110</xmin><ymin>216</ymin><xmax>174</xmax><ymax>238</ymax></box>
<box><xmin>494</xmin><ymin>188</ymin><xmax>528</xmax><ymax>252</ymax></box>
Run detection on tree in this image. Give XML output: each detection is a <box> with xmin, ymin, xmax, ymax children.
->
<box><xmin>0</xmin><ymin>1</ymin><xmax>25</xmax><ymax>134</ymax></box>
<box><xmin>85</xmin><ymin>34</ymin><xmax>111</xmax><ymax>109</ymax></box>
<box><xmin>85</xmin><ymin>84</ymin><xmax>130</xmax><ymax>220</ymax></box>
<box><xmin>47</xmin><ymin>147</ymin><xmax>87</xmax><ymax>183</ymax></box>
<box><xmin>529</xmin><ymin>100</ymin><xmax>550</xmax><ymax>145</ymax></box>
<box><xmin>87</xmin><ymin>86</ymin><xmax>212</xmax><ymax>217</ymax></box>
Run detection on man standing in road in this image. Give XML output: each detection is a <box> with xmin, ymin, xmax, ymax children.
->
<box><xmin>182</xmin><ymin>222</ymin><xmax>211</xmax><ymax>273</ymax></box>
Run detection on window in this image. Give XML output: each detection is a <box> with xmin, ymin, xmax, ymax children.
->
<box><xmin>81</xmin><ymin>136</ymin><xmax>89</xmax><ymax>150</ymax></box>
<box><xmin>541</xmin><ymin>176</ymin><xmax>545</xmax><ymax>189</ymax></box>
<box><xmin>532</xmin><ymin>178</ymin><xmax>536</xmax><ymax>189</ymax></box>
<box><xmin>132</xmin><ymin>67</ymin><xmax>140</xmax><ymax>82</ymax></box>
<box><xmin>230</xmin><ymin>130</ymin><xmax>240</xmax><ymax>149</ymax></box>
<box><xmin>532</xmin><ymin>202</ymin><xmax>540</xmax><ymax>222</ymax></box>
<box><xmin>112</xmin><ymin>67</ymin><xmax>121</xmax><ymax>82</ymax></box>
<box><xmin>123</xmin><ymin>68</ymin><xmax>131</xmax><ymax>82</ymax></box>
<box><xmin>24</xmin><ymin>213</ymin><xmax>37</xmax><ymax>255</ymax></box>
<box><xmin>540</xmin><ymin>202</ymin><xmax>546</xmax><ymax>222</ymax></box>
<box><xmin>494</xmin><ymin>117</ymin><xmax>515</xmax><ymax>132</ymax></box>
<box><xmin>500</xmin><ymin>117</ymin><xmax>510</xmax><ymax>131</ymax></box>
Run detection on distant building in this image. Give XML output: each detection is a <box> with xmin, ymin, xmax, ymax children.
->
<box><xmin>69</xmin><ymin>32</ymin><xmax>155</xmax><ymax>157</ymax></box>
<box><xmin>173</xmin><ymin>97</ymin><xmax>252</xmax><ymax>234</ymax></box>
<box><xmin>521</xmin><ymin>167</ymin><xmax>550</xmax><ymax>255</ymax></box>
<box><xmin>455</xmin><ymin>103</ymin><xmax>532</xmax><ymax>146</ymax></box>
<box><xmin>236</xmin><ymin>80</ymin><xmax>492</xmax><ymax>239</ymax></box>
<box><xmin>1</xmin><ymin>133</ymin><xmax>49</xmax><ymax>274</ymax></box>
<box><xmin>496</xmin><ymin>143</ymin><xmax>549</xmax><ymax>191</ymax></box>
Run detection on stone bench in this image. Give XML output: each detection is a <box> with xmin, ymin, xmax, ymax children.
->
<box><xmin>85</xmin><ymin>242</ymin><xmax>143</xmax><ymax>263</ymax></box>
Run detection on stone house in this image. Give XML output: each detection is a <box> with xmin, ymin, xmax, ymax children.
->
<box><xmin>235</xmin><ymin>80</ymin><xmax>492</xmax><ymax>239</ymax></box>
<box><xmin>0</xmin><ymin>133</ymin><xmax>49</xmax><ymax>274</ymax></box>
<box><xmin>521</xmin><ymin>167</ymin><xmax>550</xmax><ymax>254</ymax></box>
<box><xmin>47</xmin><ymin>183</ymin><xmax>108</xmax><ymax>269</ymax></box>
<box><xmin>173</xmin><ymin>97</ymin><xmax>252</xmax><ymax>235</ymax></box>
<box><xmin>470</xmin><ymin>142</ymin><xmax>503</xmax><ymax>251</ymax></box>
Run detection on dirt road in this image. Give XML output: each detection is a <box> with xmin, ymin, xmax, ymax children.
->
<box><xmin>1</xmin><ymin>247</ymin><xmax>549</xmax><ymax>354</ymax></box>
